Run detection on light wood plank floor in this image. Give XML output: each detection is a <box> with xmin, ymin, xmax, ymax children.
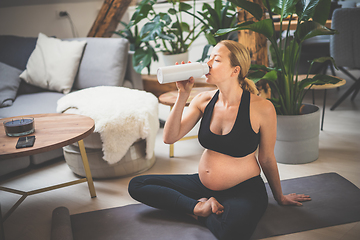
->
<box><xmin>1</xmin><ymin>69</ymin><xmax>359</xmax><ymax>240</ymax></box>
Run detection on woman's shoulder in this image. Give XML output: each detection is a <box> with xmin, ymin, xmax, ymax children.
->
<box><xmin>194</xmin><ymin>89</ymin><xmax>218</xmax><ymax>102</ymax></box>
<box><xmin>190</xmin><ymin>89</ymin><xmax>218</xmax><ymax>110</ymax></box>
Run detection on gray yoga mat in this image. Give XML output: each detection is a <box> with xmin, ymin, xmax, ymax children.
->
<box><xmin>51</xmin><ymin>173</ymin><xmax>360</xmax><ymax>240</ymax></box>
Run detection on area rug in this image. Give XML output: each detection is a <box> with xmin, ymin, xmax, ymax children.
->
<box><xmin>51</xmin><ymin>172</ymin><xmax>360</xmax><ymax>240</ymax></box>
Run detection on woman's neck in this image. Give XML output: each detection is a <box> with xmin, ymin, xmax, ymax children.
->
<box><xmin>217</xmin><ymin>81</ymin><xmax>243</xmax><ymax>107</ymax></box>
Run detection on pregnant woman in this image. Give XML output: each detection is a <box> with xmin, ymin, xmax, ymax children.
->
<box><xmin>128</xmin><ymin>40</ymin><xmax>311</xmax><ymax>240</ymax></box>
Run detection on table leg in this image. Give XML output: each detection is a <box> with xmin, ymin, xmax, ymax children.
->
<box><xmin>351</xmin><ymin>84</ymin><xmax>360</xmax><ymax>100</ymax></box>
<box><xmin>169</xmin><ymin>106</ymin><xmax>174</xmax><ymax>158</ymax></box>
<box><xmin>78</xmin><ymin>140</ymin><xmax>97</xmax><ymax>198</ymax></box>
<box><xmin>0</xmin><ymin>203</ymin><xmax>5</xmax><ymax>240</ymax></box>
<box><xmin>321</xmin><ymin>89</ymin><xmax>327</xmax><ymax>131</ymax></box>
<box><xmin>312</xmin><ymin>90</ymin><xmax>315</xmax><ymax>104</ymax></box>
<box><xmin>170</xmin><ymin>144</ymin><xmax>174</xmax><ymax>158</ymax></box>
<box><xmin>0</xmin><ymin>192</ymin><xmax>27</xmax><ymax>222</ymax></box>
<box><xmin>330</xmin><ymin>80</ymin><xmax>360</xmax><ymax>110</ymax></box>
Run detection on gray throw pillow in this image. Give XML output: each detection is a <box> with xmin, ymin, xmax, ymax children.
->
<box><xmin>0</xmin><ymin>62</ymin><xmax>22</xmax><ymax>108</ymax></box>
<box><xmin>66</xmin><ymin>37</ymin><xmax>129</xmax><ymax>90</ymax></box>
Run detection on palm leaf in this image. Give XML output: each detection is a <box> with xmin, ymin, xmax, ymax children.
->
<box><xmin>216</xmin><ymin>19</ymin><xmax>274</xmax><ymax>40</ymax></box>
<box><xmin>298</xmin><ymin>74</ymin><xmax>341</xmax><ymax>89</ymax></box>
<box><xmin>296</xmin><ymin>0</ymin><xmax>320</xmax><ymax>22</ymax></box>
<box><xmin>229</xmin><ymin>0</ymin><xmax>263</xmax><ymax>21</ymax></box>
<box><xmin>295</xmin><ymin>21</ymin><xmax>337</xmax><ymax>43</ymax></box>
<box><xmin>312</xmin><ymin>0</ymin><xmax>331</xmax><ymax>25</ymax></box>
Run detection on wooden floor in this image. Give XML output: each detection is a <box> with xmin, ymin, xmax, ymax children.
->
<box><xmin>1</xmin><ymin>68</ymin><xmax>359</xmax><ymax>240</ymax></box>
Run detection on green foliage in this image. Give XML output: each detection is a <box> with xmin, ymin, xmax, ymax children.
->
<box><xmin>140</xmin><ymin>0</ymin><xmax>203</xmax><ymax>55</ymax></box>
<box><xmin>215</xmin><ymin>0</ymin><xmax>340</xmax><ymax>115</ymax></box>
<box><xmin>114</xmin><ymin>0</ymin><xmax>160</xmax><ymax>74</ymax></box>
<box><xmin>198</xmin><ymin>0</ymin><xmax>239</xmax><ymax>61</ymax></box>
<box><xmin>115</xmin><ymin>0</ymin><xmax>204</xmax><ymax>73</ymax></box>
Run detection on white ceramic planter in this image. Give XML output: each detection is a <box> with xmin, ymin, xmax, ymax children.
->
<box><xmin>162</xmin><ymin>51</ymin><xmax>189</xmax><ymax>66</ymax></box>
<box><xmin>275</xmin><ymin>104</ymin><xmax>320</xmax><ymax>164</ymax></box>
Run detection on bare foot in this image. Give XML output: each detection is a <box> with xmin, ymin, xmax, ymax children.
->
<box><xmin>193</xmin><ymin>197</ymin><xmax>224</xmax><ymax>217</ymax></box>
<box><xmin>188</xmin><ymin>198</ymin><xmax>208</xmax><ymax>220</ymax></box>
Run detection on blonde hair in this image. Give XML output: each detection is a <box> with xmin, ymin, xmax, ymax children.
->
<box><xmin>219</xmin><ymin>40</ymin><xmax>259</xmax><ymax>95</ymax></box>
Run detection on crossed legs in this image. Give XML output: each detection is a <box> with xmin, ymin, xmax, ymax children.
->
<box><xmin>128</xmin><ymin>174</ymin><xmax>268</xmax><ymax>240</ymax></box>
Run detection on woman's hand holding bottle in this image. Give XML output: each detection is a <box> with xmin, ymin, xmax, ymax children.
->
<box><xmin>175</xmin><ymin>61</ymin><xmax>195</xmax><ymax>95</ymax></box>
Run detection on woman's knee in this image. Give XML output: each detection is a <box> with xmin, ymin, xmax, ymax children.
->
<box><xmin>128</xmin><ymin>175</ymin><xmax>147</xmax><ymax>199</ymax></box>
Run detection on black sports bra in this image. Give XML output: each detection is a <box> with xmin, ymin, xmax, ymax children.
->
<box><xmin>198</xmin><ymin>90</ymin><xmax>260</xmax><ymax>157</ymax></box>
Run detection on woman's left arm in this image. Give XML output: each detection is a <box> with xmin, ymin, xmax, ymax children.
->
<box><xmin>257</xmin><ymin>100</ymin><xmax>311</xmax><ymax>206</ymax></box>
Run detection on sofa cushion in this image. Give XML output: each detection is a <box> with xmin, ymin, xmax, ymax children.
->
<box><xmin>19</xmin><ymin>33</ymin><xmax>87</xmax><ymax>94</ymax></box>
<box><xmin>0</xmin><ymin>35</ymin><xmax>50</xmax><ymax>95</ymax></box>
<box><xmin>16</xmin><ymin>80</ymin><xmax>48</xmax><ymax>95</ymax></box>
<box><xmin>0</xmin><ymin>62</ymin><xmax>22</xmax><ymax>107</ymax></box>
<box><xmin>0</xmin><ymin>92</ymin><xmax>64</xmax><ymax>118</ymax></box>
<box><xmin>0</xmin><ymin>35</ymin><xmax>37</xmax><ymax>71</ymax></box>
<box><xmin>68</xmin><ymin>38</ymin><xmax>129</xmax><ymax>90</ymax></box>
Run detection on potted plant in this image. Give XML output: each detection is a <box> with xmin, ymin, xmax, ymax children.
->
<box><xmin>138</xmin><ymin>0</ymin><xmax>203</xmax><ymax>65</ymax></box>
<box><xmin>114</xmin><ymin>0</ymin><xmax>160</xmax><ymax>74</ymax></box>
<box><xmin>215</xmin><ymin>0</ymin><xmax>341</xmax><ymax>164</ymax></box>
<box><xmin>195</xmin><ymin>0</ymin><xmax>240</xmax><ymax>61</ymax></box>
<box><xmin>115</xmin><ymin>21</ymin><xmax>158</xmax><ymax>74</ymax></box>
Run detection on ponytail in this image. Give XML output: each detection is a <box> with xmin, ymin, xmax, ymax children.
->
<box><xmin>241</xmin><ymin>78</ymin><xmax>259</xmax><ymax>95</ymax></box>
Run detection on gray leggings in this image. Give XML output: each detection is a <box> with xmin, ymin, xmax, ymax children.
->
<box><xmin>128</xmin><ymin>174</ymin><xmax>268</xmax><ymax>240</ymax></box>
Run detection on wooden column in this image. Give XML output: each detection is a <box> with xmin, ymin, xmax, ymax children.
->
<box><xmin>237</xmin><ymin>0</ymin><xmax>268</xmax><ymax>66</ymax></box>
<box><xmin>88</xmin><ymin>0</ymin><xmax>132</xmax><ymax>37</ymax></box>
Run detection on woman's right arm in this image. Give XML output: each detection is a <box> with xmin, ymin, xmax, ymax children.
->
<box><xmin>163</xmin><ymin>78</ymin><xmax>203</xmax><ymax>144</ymax></box>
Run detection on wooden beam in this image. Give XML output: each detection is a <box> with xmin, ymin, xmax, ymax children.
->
<box><xmin>88</xmin><ymin>0</ymin><xmax>132</xmax><ymax>37</ymax></box>
<box><xmin>237</xmin><ymin>0</ymin><xmax>268</xmax><ymax>66</ymax></box>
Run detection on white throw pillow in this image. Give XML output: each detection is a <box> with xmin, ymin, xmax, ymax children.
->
<box><xmin>20</xmin><ymin>33</ymin><xmax>86</xmax><ymax>94</ymax></box>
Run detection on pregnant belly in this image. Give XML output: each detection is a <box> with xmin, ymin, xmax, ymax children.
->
<box><xmin>198</xmin><ymin>149</ymin><xmax>261</xmax><ymax>191</ymax></box>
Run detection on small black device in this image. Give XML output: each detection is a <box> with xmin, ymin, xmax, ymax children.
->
<box><xmin>16</xmin><ymin>136</ymin><xmax>36</xmax><ymax>149</ymax></box>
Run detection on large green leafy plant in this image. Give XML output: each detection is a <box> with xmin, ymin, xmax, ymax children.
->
<box><xmin>116</xmin><ymin>0</ymin><xmax>202</xmax><ymax>73</ymax></box>
<box><xmin>216</xmin><ymin>0</ymin><xmax>340</xmax><ymax>115</ymax></box>
<box><xmin>196</xmin><ymin>0</ymin><xmax>239</xmax><ymax>61</ymax></box>
<box><xmin>115</xmin><ymin>20</ymin><xmax>158</xmax><ymax>74</ymax></box>
<box><xmin>140</xmin><ymin>0</ymin><xmax>202</xmax><ymax>55</ymax></box>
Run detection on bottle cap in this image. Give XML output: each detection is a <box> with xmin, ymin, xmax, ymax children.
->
<box><xmin>201</xmin><ymin>63</ymin><xmax>209</xmax><ymax>74</ymax></box>
<box><xmin>157</xmin><ymin>68</ymin><xmax>164</xmax><ymax>84</ymax></box>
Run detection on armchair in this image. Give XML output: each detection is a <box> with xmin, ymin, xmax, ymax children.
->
<box><xmin>329</xmin><ymin>7</ymin><xmax>360</xmax><ymax>110</ymax></box>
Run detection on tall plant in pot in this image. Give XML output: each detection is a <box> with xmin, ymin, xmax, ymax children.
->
<box><xmin>216</xmin><ymin>0</ymin><xmax>341</xmax><ymax>164</ymax></box>
<box><xmin>114</xmin><ymin>0</ymin><xmax>162</xmax><ymax>74</ymax></box>
<box><xmin>115</xmin><ymin>21</ymin><xmax>158</xmax><ymax>74</ymax></box>
<box><xmin>138</xmin><ymin>0</ymin><xmax>203</xmax><ymax>65</ymax></box>
<box><xmin>196</xmin><ymin>0</ymin><xmax>240</xmax><ymax>61</ymax></box>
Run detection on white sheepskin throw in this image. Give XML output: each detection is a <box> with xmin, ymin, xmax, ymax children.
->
<box><xmin>57</xmin><ymin>86</ymin><xmax>159</xmax><ymax>164</ymax></box>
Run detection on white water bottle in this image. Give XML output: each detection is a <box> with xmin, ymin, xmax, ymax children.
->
<box><xmin>157</xmin><ymin>62</ymin><xmax>209</xmax><ymax>84</ymax></box>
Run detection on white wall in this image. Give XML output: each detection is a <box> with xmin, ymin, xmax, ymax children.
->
<box><xmin>0</xmin><ymin>1</ymin><xmax>106</xmax><ymax>39</ymax></box>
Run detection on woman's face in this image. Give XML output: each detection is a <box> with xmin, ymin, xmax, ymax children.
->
<box><xmin>206</xmin><ymin>43</ymin><xmax>239</xmax><ymax>84</ymax></box>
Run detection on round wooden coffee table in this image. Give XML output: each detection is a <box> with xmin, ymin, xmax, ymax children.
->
<box><xmin>0</xmin><ymin>113</ymin><xmax>96</xmax><ymax>222</ymax></box>
<box><xmin>159</xmin><ymin>87</ymin><xmax>217</xmax><ymax>158</ymax></box>
<box><xmin>297</xmin><ymin>74</ymin><xmax>346</xmax><ymax>130</ymax></box>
